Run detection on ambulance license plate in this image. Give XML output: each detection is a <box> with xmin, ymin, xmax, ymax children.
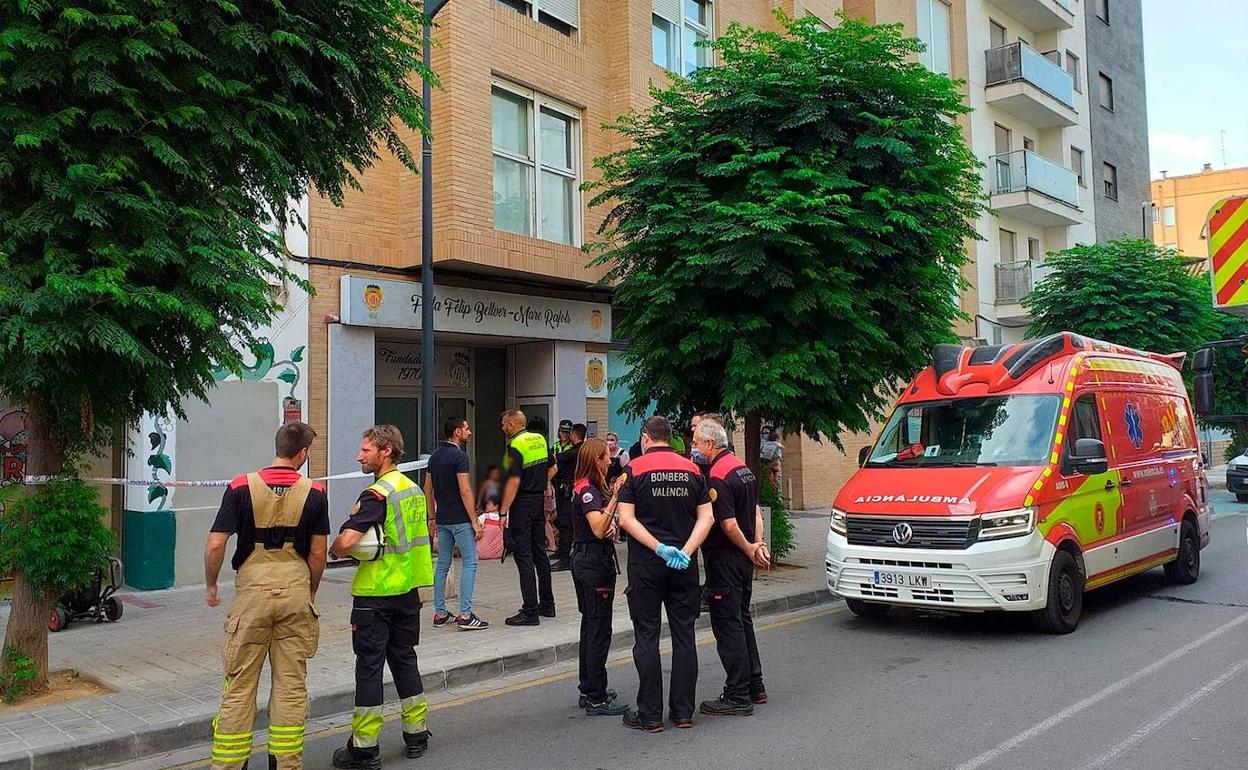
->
<box><xmin>873</xmin><ymin>571</ymin><xmax>930</xmax><ymax>588</ymax></box>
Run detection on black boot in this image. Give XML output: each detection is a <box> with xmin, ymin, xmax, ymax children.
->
<box><xmin>403</xmin><ymin>730</ymin><xmax>430</xmax><ymax>759</ymax></box>
<box><xmin>699</xmin><ymin>694</ymin><xmax>754</xmax><ymax>716</ymax></box>
<box><xmin>332</xmin><ymin>739</ymin><xmax>381</xmax><ymax>770</ymax></box>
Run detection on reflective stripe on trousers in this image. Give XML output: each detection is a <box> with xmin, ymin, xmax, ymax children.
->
<box><xmin>401</xmin><ymin>694</ymin><xmax>429</xmax><ymax>734</ymax></box>
<box><xmin>352</xmin><ymin>705</ymin><xmax>385</xmax><ymax>748</ymax></box>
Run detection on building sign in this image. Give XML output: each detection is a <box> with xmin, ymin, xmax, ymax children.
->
<box><xmin>376</xmin><ymin>343</ymin><xmax>472</xmax><ymax>391</ymax></box>
<box><xmin>585</xmin><ymin>353</ymin><xmax>607</xmax><ymax>398</ymax></box>
<box><xmin>341</xmin><ymin>276</ymin><xmax>611</xmax><ymax>344</ymax></box>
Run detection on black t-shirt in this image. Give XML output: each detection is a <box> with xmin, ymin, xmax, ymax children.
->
<box><xmin>572</xmin><ymin>478</ymin><xmax>610</xmax><ymax>543</ymax></box>
<box><xmin>552</xmin><ymin>443</ymin><xmax>580</xmax><ymax>496</ymax></box>
<box><xmin>504</xmin><ymin>430</ymin><xmax>554</xmax><ymax>498</ymax></box>
<box><xmin>211</xmin><ymin>466</ymin><xmax>330</xmax><ymax>571</ymax></box>
<box><xmin>617</xmin><ymin>446</ymin><xmax>710</xmax><ymax>564</ymax></box>
<box><xmin>428</xmin><ymin>442</ymin><xmax>471</xmax><ymax>525</ymax></box>
<box><xmin>340</xmin><ymin>487</ymin><xmax>387</xmax><ymax>532</ymax></box>
<box><xmin>704</xmin><ymin>451</ymin><xmax>759</xmax><ymax>551</ymax></box>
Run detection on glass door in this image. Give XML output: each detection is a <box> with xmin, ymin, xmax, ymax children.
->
<box><xmin>375</xmin><ymin>396</ymin><xmax>419</xmax><ymax>484</ymax></box>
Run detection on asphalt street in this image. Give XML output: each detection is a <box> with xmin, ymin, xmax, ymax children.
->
<box><xmin>144</xmin><ymin>490</ymin><xmax>1248</xmax><ymax>770</ymax></box>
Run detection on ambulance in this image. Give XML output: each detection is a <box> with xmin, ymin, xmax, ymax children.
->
<box><xmin>825</xmin><ymin>332</ymin><xmax>1210</xmax><ymax>633</ymax></box>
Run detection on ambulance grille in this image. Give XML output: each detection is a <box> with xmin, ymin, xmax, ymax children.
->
<box><xmin>845</xmin><ymin>517</ymin><xmax>976</xmax><ymax>550</ymax></box>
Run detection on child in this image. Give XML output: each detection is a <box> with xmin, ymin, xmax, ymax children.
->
<box><xmin>477</xmin><ymin>494</ymin><xmax>505</xmax><ymax>561</ymax></box>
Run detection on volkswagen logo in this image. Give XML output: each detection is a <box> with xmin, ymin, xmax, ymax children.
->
<box><xmin>891</xmin><ymin>522</ymin><xmax>914</xmax><ymax>545</ymax></box>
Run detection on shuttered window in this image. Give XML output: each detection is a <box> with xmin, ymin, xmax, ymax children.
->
<box><xmin>651</xmin><ymin>0</ymin><xmax>713</xmax><ymax>75</ymax></box>
<box><xmin>495</xmin><ymin>0</ymin><xmax>578</xmax><ymax>35</ymax></box>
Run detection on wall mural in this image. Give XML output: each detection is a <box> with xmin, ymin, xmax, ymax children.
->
<box><xmin>145</xmin><ymin>412</ymin><xmax>175</xmax><ymax>511</ymax></box>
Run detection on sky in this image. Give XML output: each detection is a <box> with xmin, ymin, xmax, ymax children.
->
<box><xmin>1143</xmin><ymin>0</ymin><xmax>1248</xmax><ymax>178</ymax></box>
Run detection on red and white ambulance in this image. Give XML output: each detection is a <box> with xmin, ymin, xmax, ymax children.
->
<box><xmin>825</xmin><ymin>332</ymin><xmax>1210</xmax><ymax>633</ymax></box>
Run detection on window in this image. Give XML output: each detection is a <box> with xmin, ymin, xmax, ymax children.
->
<box><xmin>1164</xmin><ymin>242</ymin><xmax>1178</xmax><ymax>250</ymax></box>
<box><xmin>1151</xmin><ymin>205</ymin><xmax>1160</xmax><ymax>223</ymax></box>
<box><xmin>492</xmin><ymin>85</ymin><xmax>580</xmax><ymax>245</ymax></box>
<box><xmin>867</xmin><ymin>396</ymin><xmax>1062</xmax><ymax>468</ymax></box>
<box><xmin>1103</xmin><ymin>162</ymin><xmax>1119</xmax><ymax>200</ymax></box>
<box><xmin>916</xmin><ymin>0</ymin><xmax>951</xmax><ymax>75</ymax></box>
<box><xmin>1096</xmin><ymin>0</ymin><xmax>1109</xmax><ymax>23</ymax></box>
<box><xmin>1070</xmin><ymin>395</ymin><xmax>1102</xmax><ymax>445</ymax></box>
<box><xmin>652</xmin><ymin>0</ymin><xmax>713</xmax><ymax>76</ymax></box>
<box><xmin>1065</xmin><ymin>51</ymin><xmax>1081</xmax><ymax>92</ymax></box>
<box><xmin>1028</xmin><ymin>237</ymin><xmax>1041</xmax><ymax>263</ymax></box>
<box><xmin>1098</xmin><ymin>72</ymin><xmax>1114</xmax><ymax>110</ymax></box>
<box><xmin>999</xmin><ymin>228</ymin><xmax>1017</xmax><ymax>261</ymax></box>
<box><xmin>496</xmin><ymin>0</ymin><xmax>579</xmax><ymax>36</ymax></box>
<box><xmin>1164</xmin><ymin>206</ymin><xmax>1176</xmax><ymax>226</ymax></box>
<box><xmin>989</xmin><ymin>19</ymin><xmax>1006</xmax><ymax>49</ymax></box>
<box><xmin>1070</xmin><ymin>146</ymin><xmax>1085</xmax><ymax>187</ymax></box>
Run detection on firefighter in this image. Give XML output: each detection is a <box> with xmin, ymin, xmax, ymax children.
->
<box><xmin>692</xmin><ymin>420</ymin><xmax>770</xmax><ymax>716</ymax></box>
<box><xmin>570</xmin><ymin>437</ymin><xmax>628</xmax><ymax>716</ymax></box>
<box><xmin>331</xmin><ymin>425</ymin><xmax>434</xmax><ymax>768</ymax></box>
<box><xmin>500</xmin><ymin>409</ymin><xmax>557</xmax><ymax>625</ymax></box>
<box><xmin>205</xmin><ymin>422</ymin><xmax>328</xmax><ymax>770</ymax></box>
<box><xmin>617</xmin><ymin>416</ymin><xmax>714</xmax><ymax>732</ymax></box>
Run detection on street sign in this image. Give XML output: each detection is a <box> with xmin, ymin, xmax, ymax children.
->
<box><xmin>1209</xmin><ymin>194</ymin><xmax>1248</xmax><ymax>314</ymax></box>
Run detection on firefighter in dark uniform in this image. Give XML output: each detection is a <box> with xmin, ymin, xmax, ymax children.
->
<box><xmin>617</xmin><ymin>416</ymin><xmax>714</xmax><ymax>732</ymax></box>
<box><xmin>500</xmin><ymin>409</ymin><xmax>557</xmax><ymax>625</ymax></box>
<box><xmin>692</xmin><ymin>420</ymin><xmax>770</xmax><ymax>716</ymax></box>
<box><xmin>331</xmin><ymin>425</ymin><xmax>433</xmax><ymax>769</ymax></box>
<box><xmin>549</xmin><ymin>422</ymin><xmax>585</xmax><ymax>571</ymax></box>
<box><xmin>568</xmin><ymin>437</ymin><xmax>629</xmax><ymax>716</ymax></box>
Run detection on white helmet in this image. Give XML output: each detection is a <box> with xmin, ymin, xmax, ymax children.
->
<box><xmin>349</xmin><ymin>524</ymin><xmax>386</xmax><ymax>562</ymax></box>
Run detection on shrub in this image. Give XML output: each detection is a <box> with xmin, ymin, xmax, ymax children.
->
<box><xmin>0</xmin><ymin>645</ymin><xmax>37</xmax><ymax>703</ymax></box>
<box><xmin>0</xmin><ymin>478</ymin><xmax>115</xmax><ymax>597</ymax></box>
<box><xmin>760</xmin><ymin>461</ymin><xmax>796</xmax><ymax>562</ymax></box>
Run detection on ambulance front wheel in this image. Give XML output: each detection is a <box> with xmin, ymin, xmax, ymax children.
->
<box><xmin>1031</xmin><ymin>549</ymin><xmax>1083</xmax><ymax>634</ymax></box>
<box><xmin>1163</xmin><ymin>518</ymin><xmax>1200</xmax><ymax>585</ymax></box>
<box><xmin>844</xmin><ymin>598</ymin><xmax>892</xmax><ymax>619</ymax></box>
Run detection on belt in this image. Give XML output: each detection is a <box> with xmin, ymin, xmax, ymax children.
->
<box><xmin>572</xmin><ymin>541</ymin><xmax>620</xmax><ymax>574</ymax></box>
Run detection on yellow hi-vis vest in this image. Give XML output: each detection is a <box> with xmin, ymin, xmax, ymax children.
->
<box><xmin>351</xmin><ymin>470</ymin><xmax>432</xmax><ymax>597</ymax></box>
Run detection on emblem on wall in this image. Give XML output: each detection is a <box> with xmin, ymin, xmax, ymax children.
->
<box><xmin>585</xmin><ymin>355</ymin><xmax>607</xmax><ymax>397</ymax></box>
<box><xmin>590</xmin><ymin>309</ymin><xmax>604</xmax><ymax>331</ymax></box>
<box><xmin>363</xmin><ymin>283</ymin><xmax>384</xmax><ymax>317</ymax></box>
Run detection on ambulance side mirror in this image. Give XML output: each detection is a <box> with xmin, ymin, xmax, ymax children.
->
<box><xmin>858</xmin><ymin>446</ymin><xmax>871</xmax><ymax>467</ymax></box>
<box><xmin>1069</xmin><ymin>438</ymin><xmax>1108</xmax><ymax>476</ymax></box>
<box><xmin>1193</xmin><ymin>348</ymin><xmax>1216</xmax><ymax>418</ymax></box>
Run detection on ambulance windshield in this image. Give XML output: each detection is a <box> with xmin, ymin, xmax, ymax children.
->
<box><xmin>867</xmin><ymin>395</ymin><xmax>1061</xmax><ymax>468</ymax></box>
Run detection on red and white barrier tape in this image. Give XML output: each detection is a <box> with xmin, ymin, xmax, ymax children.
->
<box><xmin>24</xmin><ymin>459</ymin><xmax>428</xmax><ymax>487</ymax></box>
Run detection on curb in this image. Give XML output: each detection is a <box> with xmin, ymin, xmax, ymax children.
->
<box><xmin>0</xmin><ymin>587</ymin><xmax>837</xmax><ymax>770</ymax></box>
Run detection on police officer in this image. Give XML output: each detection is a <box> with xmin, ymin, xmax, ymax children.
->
<box><xmin>549</xmin><ymin>422</ymin><xmax>586</xmax><ymax>571</ymax></box>
<box><xmin>500</xmin><ymin>409</ymin><xmax>557</xmax><ymax>625</ymax></box>
<box><xmin>331</xmin><ymin>425</ymin><xmax>433</xmax><ymax>768</ymax></box>
<box><xmin>205</xmin><ymin>423</ymin><xmax>327</xmax><ymax>770</ymax></box>
<box><xmin>617</xmin><ymin>416</ymin><xmax>714</xmax><ymax>732</ymax></box>
<box><xmin>554</xmin><ymin>418</ymin><xmax>575</xmax><ymax>454</ymax></box>
<box><xmin>569</xmin><ymin>437</ymin><xmax>629</xmax><ymax>716</ymax></box>
<box><xmin>692</xmin><ymin>420</ymin><xmax>770</xmax><ymax>716</ymax></box>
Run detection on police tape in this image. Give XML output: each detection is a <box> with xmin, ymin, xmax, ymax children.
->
<box><xmin>23</xmin><ymin>459</ymin><xmax>429</xmax><ymax>487</ymax></box>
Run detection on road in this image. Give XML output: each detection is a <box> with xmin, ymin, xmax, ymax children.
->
<box><xmin>146</xmin><ymin>491</ymin><xmax>1248</xmax><ymax>770</ymax></box>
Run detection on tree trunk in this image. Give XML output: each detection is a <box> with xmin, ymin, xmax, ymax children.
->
<box><xmin>1</xmin><ymin>394</ymin><xmax>65</xmax><ymax>694</ymax></box>
<box><xmin>744</xmin><ymin>411</ymin><xmax>763</xmax><ymax>481</ymax></box>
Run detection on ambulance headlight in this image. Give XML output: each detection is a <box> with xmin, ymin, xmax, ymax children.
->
<box><xmin>976</xmin><ymin>507</ymin><xmax>1036</xmax><ymax>541</ymax></box>
<box><xmin>829</xmin><ymin>507</ymin><xmax>848</xmax><ymax>535</ymax></box>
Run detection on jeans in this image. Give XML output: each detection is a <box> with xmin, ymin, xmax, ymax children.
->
<box><xmin>434</xmin><ymin>522</ymin><xmax>478</xmax><ymax>615</ymax></box>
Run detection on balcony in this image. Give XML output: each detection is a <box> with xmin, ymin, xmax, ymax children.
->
<box><xmin>994</xmin><ymin>260</ymin><xmax>1038</xmax><ymax>323</ymax></box>
<box><xmin>990</xmin><ymin>150</ymin><xmax>1081</xmax><ymax>227</ymax></box>
<box><xmin>985</xmin><ymin>42</ymin><xmax>1077</xmax><ymax>127</ymax></box>
<box><xmin>989</xmin><ymin>0</ymin><xmax>1075</xmax><ymax>32</ymax></box>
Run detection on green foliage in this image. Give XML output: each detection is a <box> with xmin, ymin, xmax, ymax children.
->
<box><xmin>0</xmin><ymin>0</ymin><xmax>433</xmax><ymax>456</ymax></box>
<box><xmin>1</xmin><ymin>645</ymin><xmax>37</xmax><ymax>703</ymax></box>
<box><xmin>0</xmin><ymin>478</ymin><xmax>115</xmax><ymax>597</ymax></box>
<box><xmin>759</xmin><ymin>461</ymin><xmax>794</xmax><ymax>561</ymax></box>
<box><xmin>1023</xmin><ymin>240</ymin><xmax>1220</xmax><ymax>357</ymax></box>
<box><xmin>587</xmin><ymin>14</ymin><xmax>985</xmax><ymax>441</ymax></box>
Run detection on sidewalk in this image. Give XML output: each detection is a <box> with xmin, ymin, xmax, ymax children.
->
<box><xmin>0</xmin><ymin>514</ymin><xmax>834</xmax><ymax>770</ymax></box>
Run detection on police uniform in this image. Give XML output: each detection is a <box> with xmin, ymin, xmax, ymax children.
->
<box><xmin>335</xmin><ymin>470</ymin><xmax>434</xmax><ymax>766</ymax></box>
<box><xmin>210</xmin><ymin>467</ymin><xmax>328</xmax><ymax>770</ymax></box>
<box><xmin>703</xmin><ymin>451</ymin><xmax>766</xmax><ymax>706</ymax></box>
<box><xmin>618</xmin><ymin>447</ymin><xmax>710</xmax><ymax>724</ymax></box>
<box><xmin>504</xmin><ymin>429</ymin><xmax>556</xmax><ymax>619</ymax></box>
<box><xmin>551</xmin><ymin>441</ymin><xmax>580</xmax><ymax>564</ymax></box>
<box><xmin>571</xmin><ymin>478</ymin><xmax>618</xmax><ymax>705</ymax></box>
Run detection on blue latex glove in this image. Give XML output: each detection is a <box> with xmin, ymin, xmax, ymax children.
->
<box><xmin>655</xmin><ymin>543</ymin><xmax>690</xmax><ymax>570</ymax></box>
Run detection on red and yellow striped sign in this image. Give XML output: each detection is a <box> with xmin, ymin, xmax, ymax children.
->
<box><xmin>1210</xmin><ymin>195</ymin><xmax>1248</xmax><ymax>309</ymax></box>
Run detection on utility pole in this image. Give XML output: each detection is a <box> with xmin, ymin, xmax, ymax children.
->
<box><xmin>421</xmin><ymin>0</ymin><xmax>449</xmax><ymax>459</ymax></box>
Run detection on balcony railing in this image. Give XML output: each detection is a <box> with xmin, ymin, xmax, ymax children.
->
<box><xmin>995</xmin><ymin>261</ymin><xmax>1033</xmax><ymax>304</ymax></box>
<box><xmin>985</xmin><ymin>41</ymin><xmax>1075</xmax><ymax>108</ymax></box>
<box><xmin>990</xmin><ymin>150</ymin><xmax>1079</xmax><ymax>208</ymax></box>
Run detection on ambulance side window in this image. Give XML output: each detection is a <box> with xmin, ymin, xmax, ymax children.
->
<box><xmin>1070</xmin><ymin>396</ymin><xmax>1102</xmax><ymax>444</ymax></box>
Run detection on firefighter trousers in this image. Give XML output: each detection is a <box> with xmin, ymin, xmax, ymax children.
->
<box><xmin>627</xmin><ymin>557</ymin><xmax>700</xmax><ymax>722</ymax></box>
<box><xmin>704</xmin><ymin>549</ymin><xmax>763</xmax><ymax>702</ymax></box>
<box><xmin>212</xmin><ymin>547</ymin><xmax>319</xmax><ymax>770</ymax></box>
<box><xmin>350</xmin><ymin>589</ymin><xmax>428</xmax><ymax>754</ymax></box>
<box><xmin>572</xmin><ymin>543</ymin><xmax>616</xmax><ymax>702</ymax></box>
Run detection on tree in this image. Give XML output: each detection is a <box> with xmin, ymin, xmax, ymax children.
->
<box><xmin>1023</xmin><ymin>239</ymin><xmax>1221</xmax><ymax>356</ymax></box>
<box><xmin>0</xmin><ymin>0</ymin><xmax>432</xmax><ymax>690</ymax></box>
<box><xmin>588</xmin><ymin>13</ymin><xmax>984</xmax><ymax>472</ymax></box>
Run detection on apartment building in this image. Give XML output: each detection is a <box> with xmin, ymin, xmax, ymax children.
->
<box><xmin>1152</xmin><ymin>164</ymin><xmax>1248</xmax><ymax>259</ymax></box>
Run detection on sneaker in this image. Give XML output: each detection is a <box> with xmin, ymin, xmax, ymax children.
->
<box><xmin>332</xmin><ymin>742</ymin><xmax>381</xmax><ymax>770</ymax></box>
<box><xmin>538</xmin><ymin>605</ymin><xmax>557</xmax><ymax>618</ymax></box>
<box><xmin>700</xmin><ymin>695</ymin><xmax>754</xmax><ymax>716</ymax></box>
<box><xmin>432</xmin><ymin>611</ymin><xmax>452</xmax><ymax>628</ymax></box>
<box><xmin>456</xmin><ymin>613</ymin><xmax>489</xmax><ymax>631</ymax></box>
<box><xmin>585</xmin><ymin>695</ymin><xmax>630</xmax><ymax>716</ymax></box>
<box><xmin>622</xmin><ymin>708</ymin><xmax>664</xmax><ymax>733</ymax></box>
<box><xmin>403</xmin><ymin>730</ymin><xmax>430</xmax><ymax>759</ymax></box>
<box><xmin>578</xmin><ymin>688</ymin><xmax>616</xmax><ymax>709</ymax></box>
<box><xmin>504</xmin><ymin>610</ymin><xmax>539</xmax><ymax>626</ymax></box>
<box><xmin>750</xmin><ymin>684</ymin><xmax>768</xmax><ymax>705</ymax></box>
